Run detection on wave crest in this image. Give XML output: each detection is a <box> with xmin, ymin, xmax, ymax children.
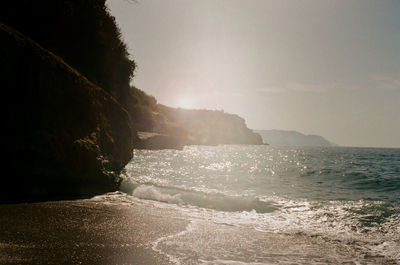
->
<box><xmin>126</xmin><ymin>182</ymin><xmax>279</xmax><ymax>213</ymax></box>
<box><xmin>132</xmin><ymin>185</ymin><xmax>183</xmax><ymax>204</ymax></box>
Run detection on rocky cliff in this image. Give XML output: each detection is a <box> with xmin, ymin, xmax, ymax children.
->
<box><xmin>0</xmin><ymin>23</ymin><xmax>134</xmax><ymax>202</ymax></box>
<box><xmin>153</xmin><ymin>105</ymin><xmax>263</xmax><ymax>146</ymax></box>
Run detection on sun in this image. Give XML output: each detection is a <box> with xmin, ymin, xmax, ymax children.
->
<box><xmin>177</xmin><ymin>95</ymin><xmax>194</xmax><ymax>109</ymax></box>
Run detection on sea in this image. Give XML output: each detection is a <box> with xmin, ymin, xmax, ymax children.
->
<box><xmin>104</xmin><ymin>145</ymin><xmax>400</xmax><ymax>264</ymax></box>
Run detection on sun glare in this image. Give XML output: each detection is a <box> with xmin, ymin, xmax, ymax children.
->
<box><xmin>177</xmin><ymin>95</ymin><xmax>194</xmax><ymax>109</ymax></box>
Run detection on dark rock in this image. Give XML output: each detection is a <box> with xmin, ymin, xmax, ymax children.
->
<box><xmin>0</xmin><ymin>23</ymin><xmax>134</xmax><ymax>203</ymax></box>
<box><xmin>136</xmin><ymin>132</ymin><xmax>184</xmax><ymax>150</ymax></box>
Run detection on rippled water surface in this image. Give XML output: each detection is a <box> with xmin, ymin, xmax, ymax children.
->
<box><xmin>118</xmin><ymin>145</ymin><xmax>400</xmax><ymax>264</ymax></box>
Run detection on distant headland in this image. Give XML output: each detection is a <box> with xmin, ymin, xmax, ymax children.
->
<box><xmin>256</xmin><ymin>130</ymin><xmax>337</xmax><ymax>147</ymax></box>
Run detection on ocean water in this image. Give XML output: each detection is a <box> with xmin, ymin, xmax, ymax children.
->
<box><xmin>117</xmin><ymin>145</ymin><xmax>400</xmax><ymax>264</ymax></box>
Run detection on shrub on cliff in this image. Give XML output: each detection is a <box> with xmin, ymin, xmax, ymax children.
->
<box><xmin>0</xmin><ymin>0</ymin><xmax>135</xmax><ymax>104</ymax></box>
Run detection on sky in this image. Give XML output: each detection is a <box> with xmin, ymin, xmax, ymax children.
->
<box><xmin>107</xmin><ymin>0</ymin><xmax>400</xmax><ymax>148</ymax></box>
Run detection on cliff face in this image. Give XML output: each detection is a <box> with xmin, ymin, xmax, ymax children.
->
<box><xmin>0</xmin><ymin>0</ymin><xmax>147</xmax><ymax>136</ymax></box>
<box><xmin>153</xmin><ymin>105</ymin><xmax>263</xmax><ymax>146</ymax></box>
<box><xmin>0</xmin><ymin>23</ymin><xmax>134</xmax><ymax>202</ymax></box>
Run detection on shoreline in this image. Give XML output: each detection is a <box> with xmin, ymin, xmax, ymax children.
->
<box><xmin>1</xmin><ymin>194</ymin><xmax>399</xmax><ymax>264</ymax></box>
<box><xmin>0</xmin><ymin>197</ymin><xmax>188</xmax><ymax>265</ymax></box>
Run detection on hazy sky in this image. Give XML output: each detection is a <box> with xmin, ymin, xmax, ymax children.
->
<box><xmin>107</xmin><ymin>0</ymin><xmax>400</xmax><ymax>148</ymax></box>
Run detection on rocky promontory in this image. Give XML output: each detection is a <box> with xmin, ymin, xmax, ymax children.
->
<box><xmin>0</xmin><ymin>0</ymin><xmax>262</xmax><ymax>202</ymax></box>
<box><xmin>0</xmin><ymin>22</ymin><xmax>134</xmax><ymax>202</ymax></box>
<box><xmin>153</xmin><ymin>105</ymin><xmax>262</xmax><ymax>146</ymax></box>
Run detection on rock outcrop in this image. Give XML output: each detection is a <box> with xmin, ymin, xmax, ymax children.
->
<box><xmin>0</xmin><ymin>23</ymin><xmax>134</xmax><ymax>202</ymax></box>
<box><xmin>136</xmin><ymin>132</ymin><xmax>184</xmax><ymax>150</ymax></box>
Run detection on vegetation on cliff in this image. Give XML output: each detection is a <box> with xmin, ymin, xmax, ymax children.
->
<box><xmin>0</xmin><ymin>0</ymin><xmax>134</xmax><ymax>104</ymax></box>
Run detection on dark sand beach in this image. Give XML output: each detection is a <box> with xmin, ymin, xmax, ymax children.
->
<box><xmin>0</xmin><ymin>197</ymin><xmax>188</xmax><ymax>265</ymax></box>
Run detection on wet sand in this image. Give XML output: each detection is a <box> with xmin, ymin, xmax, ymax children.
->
<box><xmin>0</xmin><ymin>198</ymin><xmax>188</xmax><ymax>265</ymax></box>
<box><xmin>1</xmin><ymin>196</ymin><xmax>398</xmax><ymax>265</ymax></box>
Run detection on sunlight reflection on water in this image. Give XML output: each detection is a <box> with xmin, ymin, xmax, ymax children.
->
<box><xmin>119</xmin><ymin>145</ymin><xmax>400</xmax><ymax>264</ymax></box>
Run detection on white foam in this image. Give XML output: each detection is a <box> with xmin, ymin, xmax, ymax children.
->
<box><xmin>91</xmin><ymin>192</ymin><xmax>400</xmax><ymax>264</ymax></box>
<box><xmin>368</xmin><ymin>240</ymin><xmax>400</xmax><ymax>262</ymax></box>
<box><xmin>152</xmin><ymin>220</ymin><xmax>197</xmax><ymax>265</ymax></box>
<box><xmin>132</xmin><ymin>185</ymin><xmax>183</xmax><ymax>204</ymax></box>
